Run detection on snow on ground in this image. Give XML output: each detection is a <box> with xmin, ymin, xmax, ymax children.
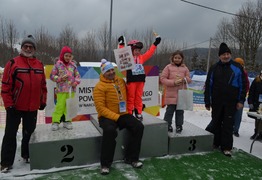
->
<box><xmin>175</xmin><ymin>108</ymin><xmax>262</xmax><ymax>159</ymax></box>
<box><xmin>0</xmin><ymin>107</ymin><xmax>261</xmax><ymax>179</ymax></box>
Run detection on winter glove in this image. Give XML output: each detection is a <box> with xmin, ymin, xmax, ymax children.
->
<box><xmin>205</xmin><ymin>104</ymin><xmax>211</xmax><ymax>110</ymax></box>
<box><xmin>6</xmin><ymin>106</ymin><xmax>16</xmax><ymax>114</ymax></box>
<box><xmin>118</xmin><ymin>114</ymin><xmax>130</xmax><ymax>122</ymax></box>
<box><xmin>39</xmin><ymin>103</ymin><xmax>46</xmax><ymax>110</ymax></box>
<box><xmin>118</xmin><ymin>36</ymin><xmax>125</xmax><ymax>45</ymax></box>
<box><xmin>153</xmin><ymin>36</ymin><xmax>161</xmax><ymax>46</ymax></box>
<box><xmin>117</xmin><ymin>114</ymin><xmax>132</xmax><ymax>130</ymax></box>
<box><xmin>249</xmin><ymin>104</ymin><xmax>254</xmax><ymax>110</ymax></box>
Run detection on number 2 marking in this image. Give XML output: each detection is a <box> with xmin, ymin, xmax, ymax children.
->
<box><xmin>61</xmin><ymin>145</ymin><xmax>75</xmax><ymax>163</ymax></box>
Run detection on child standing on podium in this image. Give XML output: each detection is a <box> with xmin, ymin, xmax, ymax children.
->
<box><xmin>50</xmin><ymin>46</ymin><xmax>81</xmax><ymax>131</ymax></box>
<box><xmin>160</xmin><ymin>50</ymin><xmax>192</xmax><ymax>133</ymax></box>
<box><xmin>118</xmin><ymin>32</ymin><xmax>161</xmax><ymax>121</ymax></box>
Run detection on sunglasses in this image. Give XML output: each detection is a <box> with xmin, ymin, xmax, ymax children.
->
<box><xmin>22</xmin><ymin>45</ymin><xmax>34</xmax><ymax>50</ymax></box>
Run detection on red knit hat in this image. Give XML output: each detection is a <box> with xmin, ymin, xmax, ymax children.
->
<box><xmin>60</xmin><ymin>46</ymin><xmax>72</xmax><ymax>64</ymax></box>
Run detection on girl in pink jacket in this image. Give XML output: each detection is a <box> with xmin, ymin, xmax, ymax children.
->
<box><xmin>160</xmin><ymin>50</ymin><xmax>192</xmax><ymax>133</ymax></box>
<box><xmin>50</xmin><ymin>46</ymin><xmax>81</xmax><ymax>130</ymax></box>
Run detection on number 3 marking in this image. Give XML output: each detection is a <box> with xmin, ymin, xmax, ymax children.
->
<box><xmin>188</xmin><ymin>139</ymin><xmax>196</xmax><ymax>151</ymax></box>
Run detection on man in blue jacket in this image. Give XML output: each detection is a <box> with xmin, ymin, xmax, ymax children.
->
<box><xmin>204</xmin><ymin>42</ymin><xmax>246</xmax><ymax>157</ymax></box>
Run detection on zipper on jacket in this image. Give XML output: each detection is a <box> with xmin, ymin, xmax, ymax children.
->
<box><xmin>228</xmin><ymin>72</ymin><xmax>235</xmax><ymax>85</ymax></box>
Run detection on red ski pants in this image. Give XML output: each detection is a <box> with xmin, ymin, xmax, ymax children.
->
<box><xmin>127</xmin><ymin>82</ymin><xmax>144</xmax><ymax>114</ymax></box>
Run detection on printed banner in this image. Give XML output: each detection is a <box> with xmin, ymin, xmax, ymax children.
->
<box><xmin>45</xmin><ymin>65</ymin><xmax>159</xmax><ymax>123</ymax></box>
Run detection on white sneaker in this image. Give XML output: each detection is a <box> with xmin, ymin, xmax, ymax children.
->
<box><xmin>223</xmin><ymin>150</ymin><xmax>232</xmax><ymax>157</ymax></box>
<box><xmin>168</xmin><ymin>131</ymin><xmax>175</xmax><ymax>138</ymax></box>
<box><xmin>1</xmin><ymin>165</ymin><xmax>12</xmax><ymax>173</ymax></box>
<box><xmin>100</xmin><ymin>166</ymin><xmax>109</xmax><ymax>175</ymax></box>
<box><xmin>23</xmin><ymin>158</ymin><xmax>30</xmax><ymax>163</ymax></box>
<box><xmin>51</xmin><ymin>123</ymin><xmax>59</xmax><ymax>131</ymax></box>
<box><xmin>124</xmin><ymin>159</ymin><xmax>143</xmax><ymax>168</ymax></box>
<box><xmin>63</xmin><ymin>122</ymin><xmax>73</xmax><ymax>130</ymax></box>
<box><xmin>131</xmin><ymin>161</ymin><xmax>143</xmax><ymax>168</ymax></box>
<box><xmin>136</xmin><ymin>114</ymin><xmax>143</xmax><ymax>121</ymax></box>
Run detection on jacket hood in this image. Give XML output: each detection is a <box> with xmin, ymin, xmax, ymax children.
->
<box><xmin>60</xmin><ymin>46</ymin><xmax>72</xmax><ymax>64</ymax></box>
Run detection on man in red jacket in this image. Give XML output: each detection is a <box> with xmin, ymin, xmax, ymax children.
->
<box><xmin>0</xmin><ymin>35</ymin><xmax>47</xmax><ymax>173</ymax></box>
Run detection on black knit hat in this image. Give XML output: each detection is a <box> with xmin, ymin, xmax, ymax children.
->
<box><xmin>218</xmin><ymin>42</ymin><xmax>231</xmax><ymax>56</ymax></box>
<box><xmin>21</xmin><ymin>35</ymin><xmax>36</xmax><ymax>49</ymax></box>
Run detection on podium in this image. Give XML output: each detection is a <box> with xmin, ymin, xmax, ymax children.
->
<box><xmin>29</xmin><ymin>121</ymin><xmax>102</xmax><ymax>170</ymax></box>
<box><xmin>29</xmin><ymin>112</ymin><xmax>214</xmax><ymax>170</ymax></box>
<box><xmin>90</xmin><ymin>113</ymin><xmax>169</xmax><ymax>160</ymax></box>
<box><xmin>168</xmin><ymin>121</ymin><xmax>213</xmax><ymax>155</ymax></box>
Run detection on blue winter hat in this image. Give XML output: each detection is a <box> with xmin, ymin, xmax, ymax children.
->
<box><xmin>100</xmin><ymin>59</ymin><xmax>114</xmax><ymax>74</ymax></box>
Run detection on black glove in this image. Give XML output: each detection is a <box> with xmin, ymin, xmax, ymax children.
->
<box><xmin>153</xmin><ymin>37</ymin><xmax>161</xmax><ymax>46</ymax></box>
<box><xmin>205</xmin><ymin>104</ymin><xmax>211</xmax><ymax>109</ymax></box>
<box><xmin>118</xmin><ymin>36</ymin><xmax>125</xmax><ymax>45</ymax></box>
<box><xmin>39</xmin><ymin>103</ymin><xmax>46</xmax><ymax>110</ymax></box>
<box><xmin>117</xmin><ymin>114</ymin><xmax>131</xmax><ymax>130</ymax></box>
<box><xmin>118</xmin><ymin>114</ymin><xmax>130</xmax><ymax>121</ymax></box>
<box><xmin>6</xmin><ymin>106</ymin><xmax>15</xmax><ymax>112</ymax></box>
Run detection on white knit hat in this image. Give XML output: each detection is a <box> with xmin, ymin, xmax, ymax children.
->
<box><xmin>100</xmin><ymin>59</ymin><xmax>114</xmax><ymax>74</ymax></box>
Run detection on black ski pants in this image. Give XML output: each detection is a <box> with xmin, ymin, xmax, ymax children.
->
<box><xmin>99</xmin><ymin>114</ymin><xmax>144</xmax><ymax>167</ymax></box>
<box><xmin>211</xmin><ymin>102</ymin><xmax>236</xmax><ymax>151</ymax></box>
<box><xmin>1</xmin><ymin>109</ymin><xmax>37</xmax><ymax>167</ymax></box>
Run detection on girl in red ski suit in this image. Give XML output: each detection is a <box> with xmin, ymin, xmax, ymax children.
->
<box><xmin>119</xmin><ymin>36</ymin><xmax>161</xmax><ymax>120</ymax></box>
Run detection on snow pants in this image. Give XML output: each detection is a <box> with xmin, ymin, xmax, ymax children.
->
<box><xmin>127</xmin><ymin>82</ymin><xmax>144</xmax><ymax>114</ymax></box>
<box><xmin>211</xmin><ymin>102</ymin><xmax>236</xmax><ymax>151</ymax></box>
<box><xmin>163</xmin><ymin>104</ymin><xmax>184</xmax><ymax>127</ymax></box>
<box><xmin>1</xmin><ymin>109</ymin><xmax>37</xmax><ymax>167</ymax></box>
<box><xmin>52</xmin><ymin>92</ymin><xmax>75</xmax><ymax>123</ymax></box>
<box><xmin>99</xmin><ymin>114</ymin><xmax>144</xmax><ymax>167</ymax></box>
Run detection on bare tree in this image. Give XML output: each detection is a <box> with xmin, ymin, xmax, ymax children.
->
<box><xmin>6</xmin><ymin>19</ymin><xmax>19</xmax><ymax>57</ymax></box>
<box><xmin>0</xmin><ymin>16</ymin><xmax>6</xmax><ymax>45</ymax></box>
<box><xmin>230</xmin><ymin>0</ymin><xmax>262</xmax><ymax>69</ymax></box>
<box><xmin>157</xmin><ymin>39</ymin><xmax>177</xmax><ymax>71</ymax></box>
<box><xmin>57</xmin><ymin>25</ymin><xmax>80</xmax><ymax>62</ymax></box>
<box><xmin>213</xmin><ymin>0</ymin><xmax>262</xmax><ymax>71</ymax></box>
<box><xmin>0</xmin><ymin>18</ymin><xmax>19</xmax><ymax>66</ymax></box>
<box><xmin>213</xmin><ymin>18</ymin><xmax>233</xmax><ymax>47</ymax></box>
<box><xmin>0</xmin><ymin>16</ymin><xmax>8</xmax><ymax>66</ymax></box>
<box><xmin>58</xmin><ymin>25</ymin><xmax>78</xmax><ymax>49</ymax></box>
<box><xmin>97</xmin><ymin>22</ymin><xmax>109</xmax><ymax>59</ymax></box>
<box><xmin>34</xmin><ymin>26</ymin><xmax>58</xmax><ymax>64</ymax></box>
<box><xmin>79</xmin><ymin>31</ymin><xmax>99</xmax><ymax>62</ymax></box>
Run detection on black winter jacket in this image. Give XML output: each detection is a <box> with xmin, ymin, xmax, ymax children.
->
<box><xmin>204</xmin><ymin>59</ymin><xmax>246</xmax><ymax>106</ymax></box>
<box><xmin>248</xmin><ymin>76</ymin><xmax>262</xmax><ymax>110</ymax></box>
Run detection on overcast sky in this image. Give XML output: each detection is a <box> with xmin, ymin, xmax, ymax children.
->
<box><xmin>0</xmin><ymin>0</ymin><xmax>249</xmax><ymax>48</ymax></box>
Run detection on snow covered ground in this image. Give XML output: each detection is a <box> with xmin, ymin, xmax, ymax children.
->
<box><xmin>0</xmin><ymin>107</ymin><xmax>261</xmax><ymax>179</ymax></box>
<box><xmin>180</xmin><ymin>107</ymin><xmax>262</xmax><ymax>159</ymax></box>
